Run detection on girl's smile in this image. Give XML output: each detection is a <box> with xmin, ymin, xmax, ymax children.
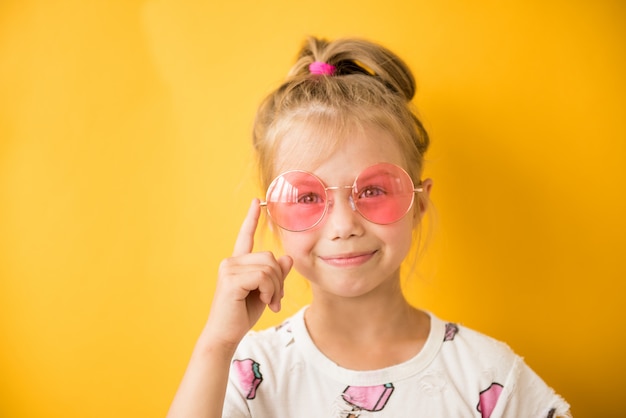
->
<box><xmin>318</xmin><ymin>250</ymin><xmax>378</xmax><ymax>268</ymax></box>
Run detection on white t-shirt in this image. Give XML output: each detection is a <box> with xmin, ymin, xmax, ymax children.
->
<box><xmin>223</xmin><ymin>308</ymin><xmax>570</xmax><ymax>417</ymax></box>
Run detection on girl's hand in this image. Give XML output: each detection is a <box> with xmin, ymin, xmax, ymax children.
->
<box><xmin>204</xmin><ymin>199</ymin><xmax>293</xmax><ymax>349</ymax></box>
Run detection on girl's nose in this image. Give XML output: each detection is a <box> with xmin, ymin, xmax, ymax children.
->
<box><xmin>325</xmin><ymin>192</ymin><xmax>364</xmax><ymax>239</ymax></box>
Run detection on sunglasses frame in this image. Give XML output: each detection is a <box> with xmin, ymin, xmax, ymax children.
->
<box><xmin>260</xmin><ymin>163</ymin><xmax>424</xmax><ymax>232</ymax></box>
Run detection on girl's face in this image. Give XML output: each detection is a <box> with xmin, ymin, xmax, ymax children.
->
<box><xmin>272</xmin><ymin>123</ymin><xmax>431</xmax><ymax>301</ymax></box>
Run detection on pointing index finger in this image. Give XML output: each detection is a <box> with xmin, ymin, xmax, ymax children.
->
<box><xmin>232</xmin><ymin>199</ymin><xmax>262</xmax><ymax>257</ymax></box>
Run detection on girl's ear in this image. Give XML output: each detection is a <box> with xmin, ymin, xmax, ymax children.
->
<box><xmin>415</xmin><ymin>178</ymin><xmax>433</xmax><ymax>220</ymax></box>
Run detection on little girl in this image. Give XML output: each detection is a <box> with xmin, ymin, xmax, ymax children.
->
<box><xmin>168</xmin><ymin>37</ymin><xmax>571</xmax><ymax>418</ymax></box>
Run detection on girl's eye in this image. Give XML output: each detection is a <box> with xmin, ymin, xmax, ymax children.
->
<box><xmin>297</xmin><ymin>193</ymin><xmax>324</xmax><ymax>204</ymax></box>
<box><xmin>358</xmin><ymin>186</ymin><xmax>385</xmax><ymax>199</ymax></box>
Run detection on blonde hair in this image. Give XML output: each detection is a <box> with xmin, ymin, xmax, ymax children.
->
<box><xmin>253</xmin><ymin>37</ymin><xmax>429</xmax><ymax>189</ymax></box>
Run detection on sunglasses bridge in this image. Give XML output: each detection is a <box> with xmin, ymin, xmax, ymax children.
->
<box><xmin>324</xmin><ymin>185</ymin><xmax>359</xmax><ymax>212</ymax></box>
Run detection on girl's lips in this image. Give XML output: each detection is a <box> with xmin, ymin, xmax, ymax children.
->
<box><xmin>319</xmin><ymin>251</ymin><xmax>377</xmax><ymax>267</ymax></box>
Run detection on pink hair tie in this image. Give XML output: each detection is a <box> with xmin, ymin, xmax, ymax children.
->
<box><xmin>309</xmin><ymin>61</ymin><xmax>336</xmax><ymax>76</ymax></box>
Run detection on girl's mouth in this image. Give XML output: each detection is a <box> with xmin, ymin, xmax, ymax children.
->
<box><xmin>319</xmin><ymin>251</ymin><xmax>377</xmax><ymax>267</ymax></box>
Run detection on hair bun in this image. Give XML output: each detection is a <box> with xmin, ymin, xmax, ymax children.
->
<box><xmin>288</xmin><ymin>36</ymin><xmax>416</xmax><ymax>102</ymax></box>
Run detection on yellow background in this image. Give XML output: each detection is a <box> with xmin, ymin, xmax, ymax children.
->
<box><xmin>1</xmin><ymin>1</ymin><xmax>624</xmax><ymax>417</ymax></box>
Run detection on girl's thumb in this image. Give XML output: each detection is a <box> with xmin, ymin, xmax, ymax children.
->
<box><xmin>278</xmin><ymin>255</ymin><xmax>293</xmax><ymax>278</ymax></box>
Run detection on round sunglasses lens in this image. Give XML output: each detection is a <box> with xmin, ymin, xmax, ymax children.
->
<box><xmin>265</xmin><ymin>171</ymin><xmax>327</xmax><ymax>231</ymax></box>
<box><xmin>353</xmin><ymin>163</ymin><xmax>415</xmax><ymax>224</ymax></box>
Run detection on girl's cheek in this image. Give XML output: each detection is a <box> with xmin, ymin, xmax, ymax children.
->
<box><xmin>279</xmin><ymin>232</ymin><xmax>304</xmax><ymax>256</ymax></box>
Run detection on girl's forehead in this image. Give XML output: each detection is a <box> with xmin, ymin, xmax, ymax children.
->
<box><xmin>273</xmin><ymin>123</ymin><xmax>406</xmax><ymax>177</ymax></box>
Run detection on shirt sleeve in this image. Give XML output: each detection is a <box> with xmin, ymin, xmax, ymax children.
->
<box><xmin>494</xmin><ymin>356</ymin><xmax>571</xmax><ymax>418</ymax></box>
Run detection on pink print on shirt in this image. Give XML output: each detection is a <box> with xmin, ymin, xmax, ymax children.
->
<box><xmin>232</xmin><ymin>358</ymin><xmax>263</xmax><ymax>400</ymax></box>
<box><xmin>444</xmin><ymin>323</ymin><xmax>459</xmax><ymax>342</ymax></box>
<box><xmin>477</xmin><ymin>382</ymin><xmax>503</xmax><ymax>418</ymax></box>
<box><xmin>342</xmin><ymin>383</ymin><xmax>394</xmax><ymax>412</ymax></box>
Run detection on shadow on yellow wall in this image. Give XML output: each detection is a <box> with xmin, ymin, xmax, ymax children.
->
<box><xmin>1</xmin><ymin>1</ymin><xmax>624</xmax><ymax>417</ymax></box>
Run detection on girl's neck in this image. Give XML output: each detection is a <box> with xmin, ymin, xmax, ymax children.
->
<box><xmin>303</xmin><ymin>286</ymin><xmax>430</xmax><ymax>370</ymax></box>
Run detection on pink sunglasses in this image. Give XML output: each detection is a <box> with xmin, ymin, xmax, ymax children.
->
<box><xmin>261</xmin><ymin>163</ymin><xmax>423</xmax><ymax>232</ymax></box>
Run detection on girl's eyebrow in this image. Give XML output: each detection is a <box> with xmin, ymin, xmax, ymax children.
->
<box><xmin>357</xmin><ymin>171</ymin><xmax>392</xmax><ymax>183</ymax></box>
<box><xmin>278</xmin><ymin>173</ymin><xmax>324</xmax><ymax>189</ymax></box>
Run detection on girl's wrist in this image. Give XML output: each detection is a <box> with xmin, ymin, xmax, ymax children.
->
<box><xmin>196</xmin><ymin>325</ymin><xmax>241</xmax><ymax>359</ymax></box>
